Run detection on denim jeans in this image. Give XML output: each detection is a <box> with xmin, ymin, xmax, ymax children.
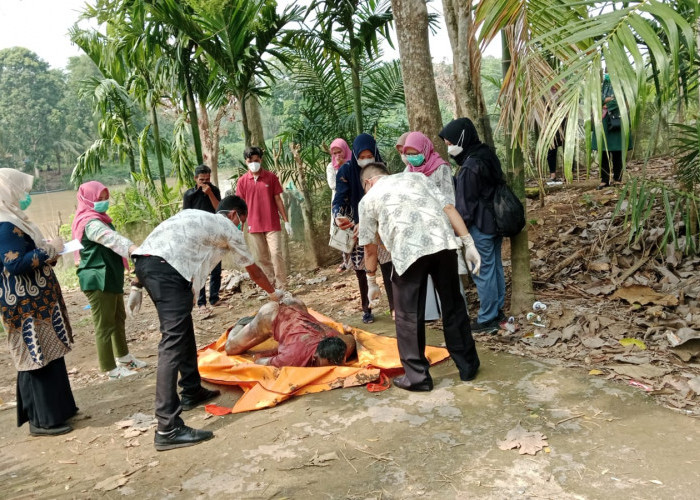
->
<box><xmin>468</xmin><ymin>225</ymin><xmax>505</xmax><ymax>323</ymax></box>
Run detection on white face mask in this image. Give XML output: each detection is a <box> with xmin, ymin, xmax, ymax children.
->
<box><xmin>447</xmin><ymin>145</ymin><xmax>463</xmax><ymax>157</ymax></box>
<box><xmin>400</xmin><ymin>154</ymin><xmax>409</xmax><ymax>165</ymax></box>
<box><xmin>248</xmin><ymin>161</ymin><xmax>261</xmax><ymax>173</ymax></box>
<box><xmin>447</xmin><ymin>129</ymin><xmax>465</xmax><ymax>158</ymax></box>
<box><xmin>357</xmin><ymin>157</ymin><xmax>374</xmax><ymax>168</ymax></box>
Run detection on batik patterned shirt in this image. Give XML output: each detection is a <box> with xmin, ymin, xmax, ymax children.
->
<box><xmin>132</xmin><ymin>210</ymin><xmax>254</xmax><ymax>293</ymax></box>
<box><xmin>404</xmin><ymin>163</ymin><xmax>455</xmax><ymax>205</ymax></box>
<box><xmin>358</xmin><ymin>173</ymin><xmax>460</xmax><ymax>276</ymax></box>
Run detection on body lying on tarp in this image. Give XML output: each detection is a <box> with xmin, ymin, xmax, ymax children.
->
<box><xmin>224</xmin><ymin>297</ymin><xmax>357</xmax><ymax>367</ymax></box>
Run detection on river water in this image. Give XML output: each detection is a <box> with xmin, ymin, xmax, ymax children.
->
<box><xmin>24</xmin><ymin>189</ymin><xmax>80</xmax><ymax>237</ymax></box>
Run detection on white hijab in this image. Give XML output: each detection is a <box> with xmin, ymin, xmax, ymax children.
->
<box><xmin>0</xmin><ymin>168</ymin><xmax>45</xmax><ymax>244</ymax></box>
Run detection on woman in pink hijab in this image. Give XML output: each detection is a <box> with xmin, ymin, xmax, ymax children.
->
<box><xmin>403</xmin><ymin>131</ymin><xmax>459</xmax><ymax>321</ymax></box>
<box><xmin>72</xmin><ymin>181</ymin><xmax>146</xmax><ymax>379</ymax></box>
<box><xmin>395</xmin><ymin>132</ymin><xmax>411</xmax><ymax>166</ymax></box>
<box><xmin>403</xmin><ymin>131</ymin><xmax>455</xmax><ymax>205</ymax></box>
<box><xmin>326</xmin><ymin>138</ymin><xmax>352</xmax><ymax>272</ymax></box>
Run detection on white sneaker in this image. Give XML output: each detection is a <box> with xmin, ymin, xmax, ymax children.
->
<box><xmin>107</xmin><ymin>365</ymin><xmax>138</xmax><ymax>379</ymax></box>
<box><xmin>116</xmin><ymin>353</ymin><xmax>148</xmax><ymax>369</ymax></box>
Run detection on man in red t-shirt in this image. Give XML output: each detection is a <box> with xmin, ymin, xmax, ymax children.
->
<box><xmin>235</xmin><ymin>147</ymin><xmax>292</xmax><ymax>289</ymax></box>
<box><xmin>224</xmin><ymin>297</ymin><xmax>356</xmax><ymax>367</ymax></box>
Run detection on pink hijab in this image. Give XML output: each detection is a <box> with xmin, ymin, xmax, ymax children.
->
<box><xmin>404</xmin><ymin>131</ymin><xmax>447</xmax><ymax>177</ymax></box>
<box><xmin>330</xmin><ymin>138</ymin><xmax>351</xmax><ymax>169</ymax></box>
<box><xmin>72</xmin><ymin>181</ymin><xmax>113</xmax><ymax>242</ymax></box>
<box><xmin>395</xmin><ymin>132</ymin><xmax>410</xmax><ymax>151</ymax></box>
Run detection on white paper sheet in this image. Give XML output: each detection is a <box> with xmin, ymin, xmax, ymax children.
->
<box><xmin>58</xmin><ymin>239</ymin><xmax>84</xmax><ymax>255</ymax></box>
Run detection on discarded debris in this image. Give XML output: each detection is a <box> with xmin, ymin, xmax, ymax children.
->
<box><xmin>498</xmin><ymin>423</ymin><xmax>548</xmax><ymax>455</ymax></box>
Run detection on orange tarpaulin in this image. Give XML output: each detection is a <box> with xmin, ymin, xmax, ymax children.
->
<box><xmin>197</xmin><ymin>309</ymin><xmax>450</xmax><ymax>413</ymax></box>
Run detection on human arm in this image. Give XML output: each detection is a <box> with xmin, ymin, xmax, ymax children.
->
<box><xmin>245</xmin><ymin>263</ymin><xmax>284</xmax><ymax>301</ymax></box>
<box><xmin>433</xmin><ymin>164</ymin><xmax>456</xmax><ymax>206</ymax></box>
<box><xmin>444</xmin><ymin>205</ymin><xmax>481</xmax><ymax>275</ymax></box>
<box><xmin>84</xmin><ymin>220</ymin><xmax>135</xmax><ymax>259</ymax></box>
<box><xmin>182</xmin><ymin>189</ymin><xmax>193</xmax><ymax>209</ymax></box>
<box><xmin>0</xmin><ymin>222</ymin><xmax>58</xmax><ymax>274</ymax></box>
<box><xmin>331</xmin><ymin>165</ymin><xmax>352</xmax><ymax>223</ymax></box>
<box><xmin>274</xmin><ymin>193</ymin><xmax>293</xmax><ymax>236</ymax></box>
<box><xmin>453</xmin><ymin>163</ymin><xmax>480</xmax><ymax>227</ymax></box>
<box><xmin>202</xmin><ymin>184</ymin><xmax>221</xmax><ymax>211</ymax></box>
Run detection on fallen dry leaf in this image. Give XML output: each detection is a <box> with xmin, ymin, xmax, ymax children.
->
<box><xmin>611</xmin><ymin>285</ymin><xmax>678</xmax><ymax>307</ymax></box>
<box><xmin>94</xmin><ymin>474</ymin><xmax>129</xmax><ymax>492</ymax></box>
<box><xmin>498</xmin><ymin>423</ymin><xmax>548</xmax><ymax>455</ymax></box>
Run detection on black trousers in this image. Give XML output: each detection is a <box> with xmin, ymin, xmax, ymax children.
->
<box><xmin>355</xmin><ymin>262</ymin><xmax>395</xmax><ymax>314</ymax></box>
<box><xmin>600</xmin><ymin>150</ymin><xmax>623</xmax><ymax>185</ymax></box>
<box><xmin>134</xmin><ymin>256</ymin><xmax>202</xmax><ymax>431</ymax></box>
<box><xmin>391</xmin><ymin>249</ymin><xmax>479</xmax><ymax>385</ymax></box>
<box><xmin>197</xmin><ymin>261</ymin><xmax>221</xmax><ymax>306</ymax></box>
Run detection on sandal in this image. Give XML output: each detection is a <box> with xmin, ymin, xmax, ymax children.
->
<box><xmin>197</xmin><ymin>306</ymin><xmax>212</xmax><ymax>319</ymax></box>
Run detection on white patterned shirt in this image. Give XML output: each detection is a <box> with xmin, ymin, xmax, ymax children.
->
<box><xmin>358</xmin><ymin>173</ymin><xmax>460</xmax><ymax>276</ymax></box>
<box><xmin>132</xmin><ymin>210</ymin><xmax>254</xmax><ymax>293</ymax></box>
<box><xmin>403</xmin><ymin>163</ymin><xmax>455</xmax><ymax>205</ymax></box>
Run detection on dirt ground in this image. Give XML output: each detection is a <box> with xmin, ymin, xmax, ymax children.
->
<box><xmin>1</xmin><ymin>159</ymin><xmax>699</xmax><ymax>499</ymax></box>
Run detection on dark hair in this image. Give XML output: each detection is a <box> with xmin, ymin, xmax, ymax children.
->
<box><xmin>218</xmin><ymin>195</ymin><xmax>247</xmax><ymax>215</ymax></box>
<box><xmin>315</xmin><ymin>336</ymin><xmax>346</xmax><ymax>365</ymax></box>
<box><xmin>360</xmin><ymin>162</ymin><xmax>389</xmax><ymax>182</ymax></box>
<box><xmin>194</xmin><ymin>164</ymin><xmax>211</xmax><ymax>176</ymax></box>
<box><xmin>244</xmin><ymin>146</ymin><xmax>263</xmax><ymax>159</ymax></box>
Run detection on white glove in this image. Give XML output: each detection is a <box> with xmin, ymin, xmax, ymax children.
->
<box><xmin>367</xmin><ymin>274</ymin><xmax>381</xmax><ymax>306</ymax></box>
<box><xmin>268</xmin><ymin>289</ymin><xmax>285</xmax><ymax>302</ymax></box>
<box><xmin>460</xmin><ymin>234</ymin><xmax>481</xmax><ymax>276</ymax></box>
<box><xmin>127</xmin><ymin>287</ymin><xmax>142</xmax><ymax>317</ymax></box>
<box><xmin>285</xmin><ymin>221</ymin><xmax>293</xmax><ymax>238</ymax></box>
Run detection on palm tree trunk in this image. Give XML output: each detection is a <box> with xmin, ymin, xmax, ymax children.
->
<box><xmin>240</xmin><ymin>93</ymin><xmax>252</xmax><ymax>148</ymax></box>
<box><xmin>501</xmin><ymin>30</ymin><xmax>533</xmax><ymax>314</ymax></box>
<box><xmin>392</xmin><ymin>0</ymin><xmax>447</xmax><ymax>158</ymax></box>
<box><xmin>349</xmin><ymin>50</ymin><xmax>364</xmax><ymax>135</ymax></box>
<box><xmin>150</xmin><ymin>105</ymin><xmax>167</xmax><ymax>193</ymax></box>
<box><xmin>181</xmin><ymin>45</ymin><xmax>203</xmax><ymax>165</ymax></box>
<box><xmin>245</xmin><ymin>95</ymin><xmax>266</xmax><ymax>149</ymax></box>
<box><xmin>197</xmin><ymin>100</ymin><xmax>216</xmax><ymax>184</ymax></box>
<box><xmin>290</xmin><ymin>143</ymin><xmax>321</xmax><ymax>268</ymax></box>
<box><xmin>443</xmin><ymin>0</ymin><xmax>494</xmax><ymax>148</ymax></box>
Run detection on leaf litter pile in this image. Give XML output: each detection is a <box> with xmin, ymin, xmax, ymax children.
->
<box><xmin>471</xmin><ymin>158</ymin><xmax>700</xmax><ymax>416</ymax></box>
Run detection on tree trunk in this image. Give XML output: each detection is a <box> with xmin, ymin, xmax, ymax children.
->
<box><xmin>442</xmin><ymin>0</ymin><xmax>494</xmax><ymax>148</ymax></box>
<box><xmin>290</xmin><ymin>143</ymin><xmax>321</xmax><ymax>268</ymax></box>
<box><xmin>392</xmin><ymin>0</ymin><xmax>447</xmax><ymax>158</ymax></box>
<box><xmin>182</xmin><ymin>45</ymin><xmax>203</xmax><ymax>165</ymax></box>
<box><xmin>240</xmin><ymin>93</ymin><xmax>252</xmax><ymax>148</ymax></box>
<box><xmin>501</xmin><ymin>30</ymin><xmax>534</xmax><ymax>314</ymax></box>
<box><xmin>198</xmin><ymin>100</ymin><xmax>216</xmax><ymax>184</ymax></box>
<box><xmin>349</xmin><ymin>51</ymin><xmax>364</xmax><ymax>135</ymax></box>
<box><xmin>245</xmin><ymin>95</ymin><xmax>266</xmax><ymax>149</ymax></box>
<box><xmin>150</xmin><ymin>104</ymin><xmax>167</xmax><ymax>193</ymax></box>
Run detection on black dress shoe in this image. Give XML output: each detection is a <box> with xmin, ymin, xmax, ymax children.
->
<box><xmin>29</xmin><ymin>422</ymin><xmax>72</xmax><ymax>436</ymax></box>
<box><xmin>393</xmin><ymin>375</ymin><xmax>433</xmax><ymax>392</ymax></box>
<box><xmin>460</xmin><ymin>359</ymin><xmax>481</xmax><ymax>382</ymax></box>
<box><xmin>180</xmin><ymin>387</ymin><xmax>221</xmax><ymax>411</ymax></box>
<box><xmin>154</xmin><ymin>425</ymin><xmax>214</xmax><ymax>451</ymax></box>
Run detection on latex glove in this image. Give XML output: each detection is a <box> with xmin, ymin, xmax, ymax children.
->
<box><xmin>460</xmin><ymin>234</ymin><xmax>481</xmax><ymax>276</ymax></box>
<box><xmin>285</xmin><ymin>221</ymin><xmax>293</xmax><ymax>238</ymax></box>
<box><xmin>127</xmin><ymin>287</ymin><xmax>142</xmax><ymax>317</ymax></box>
<box><xmin>267</xmin><ymin>289</ymin><xmax>285</xmax><ymax>302</ymax></box>
<box><xmin>367</xmin><ymin>274</ymin><xmax>381</xmax><ymax>306</ymax></box>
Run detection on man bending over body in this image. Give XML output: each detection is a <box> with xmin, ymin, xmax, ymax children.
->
<box><xmin>225</xmin><ymin>297</ymin><xmax>357</xmax><ymax>367</ymax></box>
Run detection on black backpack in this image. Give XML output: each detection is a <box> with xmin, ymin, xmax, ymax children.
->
<box><xmin>491</xmin><ymin>181</ymin><xmax>525</xmax><ymax>237</ymax></box>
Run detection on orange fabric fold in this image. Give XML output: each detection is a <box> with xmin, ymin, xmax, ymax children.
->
<box><xmin>198</xmin><ymin>309</ymin><xmax>450</xmax><ymax>413</ymax></box>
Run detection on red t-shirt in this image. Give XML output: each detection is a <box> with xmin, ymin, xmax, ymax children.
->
<box><xmin>235</xmin><ymin>170</ymin><xmax>283</xmax><ymax>233</ymax></box>
<box><xmin>269</xmin><ymin>305</ymin><xmax>340</xmax><ymax>368</ymax></box>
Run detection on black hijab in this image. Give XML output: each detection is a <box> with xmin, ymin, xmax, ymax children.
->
<box><xmin>439</xmin><ymin>118</ymin><xmax>503</xmax><ymax>184</ymax></box>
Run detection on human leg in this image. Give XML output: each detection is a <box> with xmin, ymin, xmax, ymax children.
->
<box><xmin>197</xmin><ymin>286</ymin><xmax>207</xmax><ymax>307</ymax></box>
<box><xmin>379</xmin><ymin>261</ymin><xmax>395</xmax><ymax>313</ymax></box>
<box><xmin>112</xmin><ymin>293</ymin><xmax>129</xmax><ymax>359</ymax></box>
<box><xmin>135</xmin><ymin>257</ymin><xmax>199</xmax><ymax>431</ymax></box>
<box><xmin>494</xmin><ymin>236</ymin><xmax>506</xmax><ymax>313</ymax></box>
<box><xmin>429</xmin><ymin>250</ymin><xmax>480</xmax><ymax>381</ymax></box>
<box><xmin>468</xmin><ymin>225</ymin><xmax>500</xmax><ymax>324</ymax></box>
<box><xmin>612</xmin><ymin>150</ymin><xmax>623</xmax><ymax>182</ymax></box>
<box><xmin>209</xmin><ymin>262</ymin><xmax>222</xmax><ymax>304</ymax></box>
<box><xmin>547</xmin><ymin>146</ymin><xmax>558</xmax><ymax>179</ymax></box>
<box><xmin>266</xmin><ymin>230</ymin><xmax>287</xmax><ymax>289</ymax></box>
<box><xmin>248</xmin><ymin>232</ymin><xmax>274</xmax><ymax>284</ymax></box>
<box><xmin>391</xmin><ymin>257</ymin><xmax>432</xmax><ymax>388</ymax></box>
<box><xmin>599</xmin><ymin>152</ymin><xmax>611</xmax><ymax>187</ymax></box>
<box><xmin>225</xmin><ymin>302</ymin><xmax>279</xmax><ymax>355</ymax></box>
<box><xmin>85</xmin><ymin>290</ymin><xmax>118</xmax><ymax>372</ymax></box>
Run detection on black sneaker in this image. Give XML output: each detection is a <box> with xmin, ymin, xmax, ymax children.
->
<box><xmin>497</xmin><ymin>309</ymin><xmax>507</xmax><ymax>322</ymax></box>
<box><xmin>470</xmin><ymin>318</ymin><xmax>500</xmax><ymax>334</ymax></box>
<box><xmin>180</xmin><ymin>387</ymin><xmax>221</xmax><ymax>411</ymax></box>
<box><xmin>362</xmin><ymin>311</ymin><xmax>374</xmax><ymax>324</ymax></box>
<box><xmin>154</xmin><ymin>425</ymin><xmax>214</xmax><ymax>451</ymax></box>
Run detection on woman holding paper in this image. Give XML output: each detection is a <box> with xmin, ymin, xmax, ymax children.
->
<box><xmin>0</xmin><ymin>168</ymin><xmax>78</xmax><ymax>436</ymax></box>
<box><xmin>72</xmin><ymin>181</ymin><xmax>146</xmax><ymax>379</ymax></box>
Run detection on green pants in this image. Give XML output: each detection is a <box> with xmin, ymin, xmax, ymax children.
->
<box><xmin>85</xmin><ymin>290</ymin><xmax>128</xmax><ymax>371</ymax></box>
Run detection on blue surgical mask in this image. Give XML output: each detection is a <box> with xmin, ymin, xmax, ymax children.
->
<box><xmin>406</xmin><ymin>154</ymin><xmax>425</xmax><ymax>167</ymax></box>
<box><xmin>93</xmin><ymin>200</ymin><xmax>110</xmax><ymax>213</ymax></box>
<box><xmin>19</xmin><ymin>193</ymin><xmax>31</xmax><ymax>211</ymax></box>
